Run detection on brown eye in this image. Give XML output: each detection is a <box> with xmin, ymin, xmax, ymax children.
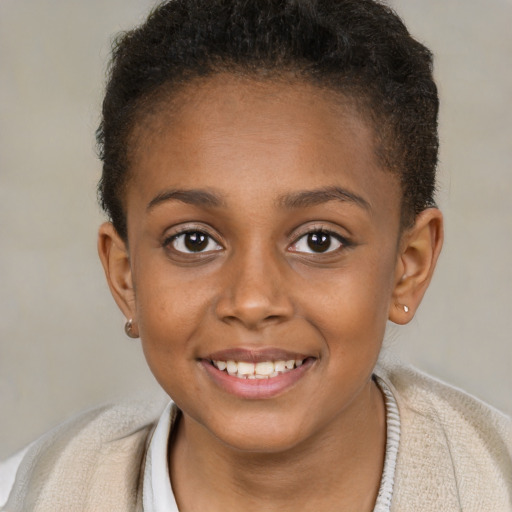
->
<box><xmin>184</xmin><ymin>232</ymin><xmax>207</xmax><ymax>251</ymax></box>
<box><xmin>291</xmin><ymin>231</ymin><xmax>343</xmax><ymax>254</ymax></box>
<box><xmin>307</xmin><ymin>232</ymin><xmax>331</xmax><ymax>253</ymax></box>
<box><xmin>170</xmin><ymin>231</ymin><xmax>222</xmax><ymax>253</ymax></box>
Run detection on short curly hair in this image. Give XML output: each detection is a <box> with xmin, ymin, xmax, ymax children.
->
<box><xmin>97</xmin><ymin>0</ymin><xmax>439</xmax><ymax>241</ymax></box>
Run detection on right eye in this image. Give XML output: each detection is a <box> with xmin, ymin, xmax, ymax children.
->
<box><xmin>168</xmin><ymin>231</ymin><xmax>222</xmax><ymax>254</ymax></box>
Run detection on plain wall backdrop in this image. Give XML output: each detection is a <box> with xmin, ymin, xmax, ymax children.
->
<box><xmin>1</xmin><ymin>0</ymin><xmax>511</xmax><ymax>459</ymax></box>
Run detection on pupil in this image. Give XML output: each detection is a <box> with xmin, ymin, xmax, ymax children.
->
<box><xmin>184</xmin><ymin>232</ymin><xmax>208</xmax><ymax>252</ymax></box>
<box><xmin>307</xmin><ymin>232</ymin><xmax>330</xmax><ymax>253</ymax></box>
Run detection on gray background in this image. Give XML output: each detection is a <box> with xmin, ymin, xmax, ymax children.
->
<box><xmin>1</xmin><ymin>0</ymin><xmax>511</xmax><ymax>459</ymax></box>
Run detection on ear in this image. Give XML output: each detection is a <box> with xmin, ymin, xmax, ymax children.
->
<box><xmin>389</xmin><ymin>208</ymin><xmax>444</xmax><ymax>324</ymax></box>
<box><xmin>97</xmin><ymin>222</ymin><xmax>139</xmax><ymax>337</ymax></box>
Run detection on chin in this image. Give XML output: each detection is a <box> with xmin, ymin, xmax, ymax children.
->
<box><xmin>209</xmin><ymin>416</ymin><xmax>310</xmax><ymax>455</ymax></box>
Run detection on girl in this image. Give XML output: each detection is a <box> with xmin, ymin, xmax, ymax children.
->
<box><xmin>2</xmin><ymin>1</ymin><xmax>511</xmax><ymax>510</ymax></box>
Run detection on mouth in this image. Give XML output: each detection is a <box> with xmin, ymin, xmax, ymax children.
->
<box><xmin>200</xmin><ymin>349</ymin><xmax>316</xmax><ymax>399</ymax></box>
<box><xmin>209</xmin><ymin>358</ymin><xmax>307</xmax><ymax>379</ymax></box>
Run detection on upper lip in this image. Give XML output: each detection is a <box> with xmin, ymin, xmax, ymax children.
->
<box><xmin>203</xmin><ymin>348</ymin><xmax>312</xmax><ymax>363</ymax></box>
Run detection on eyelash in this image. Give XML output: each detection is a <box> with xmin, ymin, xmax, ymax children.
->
<box><xmin>163</xmin><ymin>226</ymin><xmax>351</xmax><ymax>256</ymax></box>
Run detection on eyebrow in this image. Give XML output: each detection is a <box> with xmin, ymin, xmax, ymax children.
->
<box><xmin>147</xmin><ymin>188</ymin><xmax>225</xmax><ymax>211</ymax></box>
<box><xmin>278</xmin><ymin>186</ymin><xmax>371</xmax><ymax>212</ymax></box>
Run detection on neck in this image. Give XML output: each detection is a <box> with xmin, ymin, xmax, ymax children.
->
<box><xmin>170</xmin><ymin>379</ymin><xmax>386</xmax><ymax>512</ymax></box>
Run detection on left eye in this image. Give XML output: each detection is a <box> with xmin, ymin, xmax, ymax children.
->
<box><xmin>291</xmin><ymin>231</ymin><xmax>343</xmax><ymax>254</ymax></box>
<box><xmin>170</xmin><ymin>231</ymin><xmax>222</xmax><ymax>254</ymax></box>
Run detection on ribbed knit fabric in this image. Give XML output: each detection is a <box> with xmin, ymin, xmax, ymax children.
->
<box><xmin>373</xmin><ymin>376</ymin><xmax>401</xmax><ymax>512</ymax></box>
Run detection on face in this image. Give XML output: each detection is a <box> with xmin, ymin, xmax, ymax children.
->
<box><xmin>114</xmin><ymin>76</ymin><xmax>406</xmax><ymax>452</ymax></box>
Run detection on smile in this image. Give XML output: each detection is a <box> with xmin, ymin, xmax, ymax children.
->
<box><xmin>211</xmin><ymin>358</ymin><xmax>305</xmax><ymax>379</ymax></box>
<box><xmin>201</xmin><ymin>352</ymin><xmax>315</xmax><ymax>399</ymax></box>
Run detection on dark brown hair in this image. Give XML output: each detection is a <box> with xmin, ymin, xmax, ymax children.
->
<box><xmin>97</xmin><ymin>0</ymin><xmax>438</xmax><ymax>240</ymax></box>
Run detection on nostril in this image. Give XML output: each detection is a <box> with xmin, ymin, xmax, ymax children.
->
<box><xmin>217</xmin><ymin>304</ymin><xmax>292</xmax><ymax>330</ymax></box>
<box><xmin>264</xmin><ymin>314</ymin><xmax>284</xmax><ymax>323</ymax></box>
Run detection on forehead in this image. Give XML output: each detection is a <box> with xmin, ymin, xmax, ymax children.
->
<box><xmin>127</xmin><ymin>75</ymin><xmax>401</xmax><ymax>222</ymax></box>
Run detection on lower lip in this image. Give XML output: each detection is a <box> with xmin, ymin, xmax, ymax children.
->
<box><xmin>200</xmin><ymin>358</ymin><xmax>315</xmax><ymax>399</ymax></box>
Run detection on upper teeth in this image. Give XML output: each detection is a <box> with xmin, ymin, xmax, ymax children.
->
<box><xmin>213</xmin><ymin>359</ymin><xmax>304</xmax><ymax>379</ymax></box>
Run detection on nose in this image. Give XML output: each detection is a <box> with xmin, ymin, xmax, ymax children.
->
<box><xmin>214</xmin><ymin>246</ymin><xmax>294</xmax><ymax>330</ymax></box>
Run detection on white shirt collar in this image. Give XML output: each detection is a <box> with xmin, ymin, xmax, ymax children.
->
<box><xmin>143</xmin><ymin>401</ymin><xmax>180</xmax><ymax>512</ymax></box>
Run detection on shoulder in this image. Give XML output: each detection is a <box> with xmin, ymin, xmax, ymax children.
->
<box><xmin>376</xmin><ymin>353</ymin><xmax>511</xmax><ymax>437</ymax></box>
<box><xmin>1</xmin><ymin>398</ymin><xmax>166</xmax><ymax>511</ymax></box>
<box><xmin>375</xmin><ymin>353</ymin><xmax>512</xmax><ymax>511</ymax></box>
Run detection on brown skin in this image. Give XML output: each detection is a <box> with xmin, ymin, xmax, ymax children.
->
<box><xmin>98</xmin><ymin>76</ymin><xmax>443</xmax><ymax>511</ymax></box>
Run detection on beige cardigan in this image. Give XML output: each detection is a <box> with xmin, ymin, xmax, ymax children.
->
<box><xmin>2</xmin><ymin>359</ymin><xmax>511</xmax><ymax>511</ymax></box>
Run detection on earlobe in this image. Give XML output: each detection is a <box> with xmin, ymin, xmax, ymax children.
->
<box><xmin>389</xmin><ymin>208</ymin><xmax>444</xmax><ymax>324</ymax></box>
<box><xmin>97</xmin><ymin>222</ymin><xmax>138</xmax><ymax>332</ymax></box>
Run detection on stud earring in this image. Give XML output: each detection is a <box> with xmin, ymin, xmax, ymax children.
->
<box><xmin>124</xmin><ymin>319</ymin><xmax>139</xmax><ymax>338</ymax></box>
<box><xmin>403</xmin><ymin>305</ymin><xmax>409</xmax><ymax>313</ymax></box>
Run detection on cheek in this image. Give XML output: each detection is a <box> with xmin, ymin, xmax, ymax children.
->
<box><xmin>137</xmin><ymin>290</ymin><xmax>207</xmax><ymax>403</ymax></box>
<box><xmin>133</xmin><ymin>262</ymin><xmax>214</xmax><ymax>366</ymax></box>
<box><xmin>307</xmin><ymin>264</ymin><xmax>394</xmax><ymax>396</ymax></box>
<box><xmin>295</xmin><ymin>253</ymin><xmax>396</xmax><ymax>347</ymax></box>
